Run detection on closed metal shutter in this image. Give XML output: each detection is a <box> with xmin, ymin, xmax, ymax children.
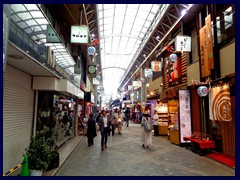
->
<box><xmin>3</xmin><ymin>65</ymin><xmax>34</xmax><ymax>174</ymax></box>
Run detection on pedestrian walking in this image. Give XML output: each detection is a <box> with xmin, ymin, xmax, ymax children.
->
<box><xmin>116</xmin><ymin>111</ymin><xmax>123</xmax><ymax>134</ymax></box>
<box><xmin>125</xmin><ymin>107</ymin><xmax>130</xmax><ymax>127</ymax></box>
<box><xmin>98</xmin><ymin>110</ymin><xmax>111</xmax><ymax>151</ymax></box>
<box><xmin>87</xmin><ymin>113</ymin><xmax>97</xmax><ymax>146</ymax></box>
<box><xmin>153</xmin><ymin>110</ymin><xmax>159</xmax><ymax>136</ymax></box>
<box><xmin>141</xmin><ymin>113</ymin><xmax>152</xmax><ymax>149</ymax></box>
<box><xmin>107</xmin><ymin>110</ymin><xmax>116</xmax><ymax>136</ymax></box>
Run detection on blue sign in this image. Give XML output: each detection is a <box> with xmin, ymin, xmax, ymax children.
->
<box><xmin>88</xmin><ymin>46</ymin><xmax>96</xmax><ymax>56</ymax></box>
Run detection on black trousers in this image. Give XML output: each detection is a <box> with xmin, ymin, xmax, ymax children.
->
<box><xmin>88</xmin><ymin>136</ymin><xmax>94</xmax><ymax>145</ymax></box>
<box><xmin>111</xmin><ymin>124</ymin><xmax>115</xmax><ymax>136</ymax></box>
<box><xmin>101</xmin><ymin>127</ymin><xmax>109</xmax><ymax>146</ymax></box>
<box><xmin>153</xmin><ymin>125</ymin><xmax>159</xmax><ymax>136</ymax></box>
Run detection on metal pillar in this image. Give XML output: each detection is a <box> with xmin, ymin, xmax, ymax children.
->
<box><xmin>141</xmin><ymin>67</ymin><xmax>147</xmax><ymax>104</ymax></box>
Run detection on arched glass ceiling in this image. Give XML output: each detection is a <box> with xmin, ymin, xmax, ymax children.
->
<box><xmin>9</xmin><ymin>4</ymin><xmax>75</xmax><ymax>74</ymax></box>
<box><xmin>97</xmin><ymin>4</ymin><xmax>163</xmax><ymax>94</ymax></box>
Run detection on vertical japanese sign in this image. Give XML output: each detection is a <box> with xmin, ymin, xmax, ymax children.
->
<box><xmin>199</xmin><ymin>26</ymin><xmax>211</xmax><ymax>77</ymax></box>
<box><xmin>179</xmin><ymin>90</ymin><xmax>192</xmax><ymax>143</ymax></box>
<box><xmin>205</xmin><ymin>14</ymin><xmax>214</xmax><ymax>70</ymax></box>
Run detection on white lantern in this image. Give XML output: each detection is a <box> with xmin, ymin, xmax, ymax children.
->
<box><xmin>96</xmin><ymin>75</ymin><xmax>101</xmax><ymax>81</ymax></box>
<box><xmin>197</xmin><ymin>86</ymin><xmax>209</xmax><ymax>97</ymax></box>
<box><xmin>141</xmin><ymin>77</ymin><xmax>146</xmax><ymax>83</ymax></box>
<box><xmin>87</xmin><ymin>46</ymin><xmax>96</xmax><ymax>56</ymax></box>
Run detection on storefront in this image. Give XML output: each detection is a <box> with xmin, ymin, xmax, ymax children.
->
<box><xmin>33</xmin><ymin>77</ymin><xmax>84</xmax><ymax>148</ymax></box>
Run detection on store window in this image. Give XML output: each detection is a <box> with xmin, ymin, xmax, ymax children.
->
<box><xmin>214</xmin><ymin>4</ymin><xmax>235</xmax><ymax>45</ymax></box>
<box><xmin>37</xmin><ymin>91</ymin><xmax>76</xmax><ymax>149</ymax></box>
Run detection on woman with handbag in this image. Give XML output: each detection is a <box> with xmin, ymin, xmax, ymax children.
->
<box><xmin>141</xmin><ymin>113</ymin><xmax>152</xmax><ymax>149</ymax></box>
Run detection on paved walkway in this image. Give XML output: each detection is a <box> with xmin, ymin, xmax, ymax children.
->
<box><xmin>55</xmin><ymin>123</ymin><xmax>235</xmax><ymax>176</ymax></box>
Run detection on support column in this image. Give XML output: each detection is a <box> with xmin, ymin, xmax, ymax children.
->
<box><xmin>141</xmin><ymin>67</ymin><xmax>147</xmax><ymax>104</ymax></box>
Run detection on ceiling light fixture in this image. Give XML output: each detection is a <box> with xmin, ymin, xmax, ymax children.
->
<box><xmin>181</xmin><ymin>9</ymin><xmax>187</xmax><ymax>16</ymax></box>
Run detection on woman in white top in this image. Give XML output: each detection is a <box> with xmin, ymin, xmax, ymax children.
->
<box><xmin>141</xmin><ymin>113</ymin><xmax>152</xmax><ymax>149</ymax></box>
<box><xmin>98</xmin><ymin>110</ymin><xmax>110</xmax><ymax>151</ymax></box>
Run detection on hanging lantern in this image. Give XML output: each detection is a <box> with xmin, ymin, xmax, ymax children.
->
<box><xmin>141</xmin><ymin>77</ymin><xmax>146</xmax><ymax>83</ymax></box>
<box><xmin>197</xmin><ymin>86</ymin><xmax>209</xmax><ymax>97</ymax></box>
<box><xmin>87</xmin><ymin>46</ymin><xmax>96</xmax><ymax>56</ymax></box>
<box><xmin>169</xmin><ymin>53</ymin><xmax>177</xmax><ymax>62</ymax></box>
<box><xmin>147</xmin><ymin>71</ymin><xmax>153</xmax><ymax>79</ymax></box>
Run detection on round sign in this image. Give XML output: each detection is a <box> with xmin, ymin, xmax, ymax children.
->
<box><xmin>38</xmin><ymin>44</ymin><xmax>46</xmax><ymax>55</ymax></box>
<box><xmin>87</xmin><ymin>46</ymin><xmax>96</xmax><ymax>56</ymax></box>
<box><xmin>88</xmin><ymin>65</ymin><xmax>96</xmax><ymax>74</ymax></box>
<box><xmin>169</xmin><ymin>53</ymin><xmax>177</xmax><ymax>62</ymax></box>
<box><xmin>197</xmin><ymin>86</ymin><xmax>209</xmax><ymax>97</ymax></box>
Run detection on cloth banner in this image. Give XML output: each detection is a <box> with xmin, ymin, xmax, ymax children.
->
<box><xmin>209</xmin><ymin>84</ymin><xmax>232</xmax><ymax>121</ymax></box>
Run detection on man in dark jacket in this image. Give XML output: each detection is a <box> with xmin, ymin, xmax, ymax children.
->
<box><xmin>87</xmin><ymin>113</ymin><xmax>97</xmax><ymax>146</ymax></box>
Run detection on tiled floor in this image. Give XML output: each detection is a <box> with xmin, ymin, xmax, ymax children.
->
<box><xmin>53</xmin><ymin>123</ymin><xmax>235</xmax><ymax>176</ymax></box>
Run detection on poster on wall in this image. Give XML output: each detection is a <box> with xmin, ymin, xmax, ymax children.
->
<box><xmin>164</xmin><ymin>56</ymin><xmax>182</xmax><ymax>83</ymax></box>
<box><xmin>209</xmin><ymin>84</ymin><xmax>232</xmax><ymax>121</ymax></box>
<box><xmin>179</xmin><ymin>90</ymin><xmax>191</xmax><ymax>143</ymax></box>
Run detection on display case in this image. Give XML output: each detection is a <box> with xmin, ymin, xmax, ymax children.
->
<box><xmin>156</xmin><ymin>103</ymin><xmax>169</xmax><ymax>135</ymax></box>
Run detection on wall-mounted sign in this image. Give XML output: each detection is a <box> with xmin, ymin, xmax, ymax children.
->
<box><xmin>47</xmin><ymin>25</ymin><xmax>61</xmax><ymax>43</ymax></box>
<box><xmin>151</xmin><ymin>61</ymin><xmax>161</xmax><ymax>72</ymax></box>
<box><xmin>175</xmin><ymin>35</ymin><xmax>191</xmax><ymax>52</ymax></box>
<box><xmin>71</xmin><ymin>25</ymin><xmax>89</xmax><ymax>44</ymax></box>
<box><xmin>87</xmin><ymin>46</ymin><xmax>96</xmax><ymax>56</ymax></box>
<box><xmin>87</xmin><ymin>65</ymin><xmax>96</xmax><ymax>74</ymax></box>
<box><xmin>132</xmin><ymin>81</ymin><xmax>139</xmax><ymax>87</ymax></box>
<box><xmin>179</xmin><ymin>90</ymin><xmax>191</xmax><ymax>143</ymax></box>
<box><xmin>93</xmin><ymin>78</ymin><xmax>100</xmax><ymax>85</ymax></box>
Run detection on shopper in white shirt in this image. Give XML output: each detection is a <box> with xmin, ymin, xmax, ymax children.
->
<box><xmin>153</xmin><ymin>110</ymin><xmax>159</xmax><ymax>136</ymax></box>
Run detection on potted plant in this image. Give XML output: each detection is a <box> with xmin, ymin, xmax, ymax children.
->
<box><xmin>26</xmin><ymin>135</ymin><xmax>51</xmax><ymax>176</ymax></box>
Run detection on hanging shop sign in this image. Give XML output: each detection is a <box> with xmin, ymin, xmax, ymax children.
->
<box><xmin>132</xmin><ymin>81</ymin><xmax>139</xmax><ymax>87</ymax></box>
<box><xmin>163</xmin><ymin>87</ymin><xmax>177</xmax><ymax>99</ymax></box>
<box><xmin>70</xmin><ymin>25</ymin><xmax>89</xmax><ymax>44</ymax></box>
<box><xmin>87</xmin><ymin>65</ymin><xmax>96</xmax><ymax>74</ymax></box>
<box><xmin>144</xmin><ymin>69</ymin><xmax>152</xmax><ymax>78</ymax></box>
<box><xmin>87</xmin><ymin>46</ymin><xmax>96</xmax><ymax>56</ymax></box>
<box><xmin>197</xmin><ymin>86</ymin><xmax>209</xmax><ymax>97</ymax></box>
<box><xmin>199</xmin><ymin>26</ymin><xmax>211</xmax><ymax>77</ymax></box>
<box><xmin>47</xmin><ymin>46</ymin><xmax>56</xmax><ymax>69</ymax></box>
<box><xmin>175</xmin><ymin>35</ymin><xmax>191</xmax><ymax>52</ymax></box>
<box><xmin>209</xmin><ymin>84</ymin><xmax>232</xmax><ymax>121</ymax></box>
<box><xmin>46</xmin><ymin>25</ymin><xmax>61</xmax><ymax>43</ymax></box>
<box><xmin>93</xmin><ymin>78</ymin><xmax>100</xmax><ymax>85</ymax></box>
<box><xmin>179</xmin><ymin>90</ymin><xmax>192</xmax><ymax>143</ymax></box>
<box><xmin>151</xmin><ymin>61</ymin><xmax>161</xmax><ymax>72</ymax></box>
<box><xmin>205</xmin><ymin>14</ymin><xmax>214</xmax><ymax>70</ymax></box>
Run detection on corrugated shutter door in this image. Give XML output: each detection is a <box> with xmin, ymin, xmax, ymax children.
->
<box><xmin>3</xmin><ymin>65</ymin><xmax>34</xmax><ymax>174</ymax></box>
